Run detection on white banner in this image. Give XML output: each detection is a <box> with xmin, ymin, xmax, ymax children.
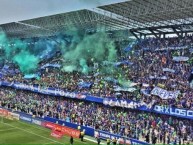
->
<box><xmin>10</xmin><ymin>112</ymin><xmax>20</xmax><ymax>120</ymax></box>
<box><xmin>149</xmin><ymin>76</ymin><xmax>167</xmax><ymax>80</ymax></box>
<box><xmin>151</xmin><ymin>87</ymin><xmax>180</xmax><ymax>99</ymax></box>
<box><xmin>173</xmin><ymin>56</ymin><xmax>189</xmax><ymax>62</ymax></box>
<box><xmin>163</xmin><ymin>68</ymin><xmax>175</xmax><ymax>73</ymax></box>
<box><xmin>114</xmin><ymin>86</ymin><xmax>136</xmax><ymax>92</ymax></box>
<box><xmin>155</xmin><ymin>46</ymin><xmax>188</xmax><ymax>51</ymax></box>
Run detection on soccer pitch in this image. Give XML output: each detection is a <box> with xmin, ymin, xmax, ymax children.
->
<box><xmin>0</xmin><ymin>117</ymin><xmax>98</xmax><ymax>145</ymax></box>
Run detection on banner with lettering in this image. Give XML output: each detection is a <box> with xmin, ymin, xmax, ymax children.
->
<box><xmin>153</xmin><ymin>105</ymin><xmax>193</xmax><ymax>119</ymax></box>
<box><xmin>95</xmin><ymin>130</ymin><xmax>150</xmax><ymax>145</ymax></box>
<box><xmin>43</xmin><ymin>122</ymin><xmax>80</xmax><ymax>138</ymax></box>
<box><xmin>103</xmin><ymin>98</ymin><xmax>155</xmax><ymax>109</ymax></box>
<box><xmin>0</xmin><ymin>81</ymin><xmax>192</xmax><ymax>120</ymax></box>
<box><xmin>151</xmin><ymin>87</ymin><xmax>180</xmax><ymax>99</ymax></box>
<box><xmin>0</xmin><ymin>81</ymin><xmax>86</xmax><ymax>100</ymax></box>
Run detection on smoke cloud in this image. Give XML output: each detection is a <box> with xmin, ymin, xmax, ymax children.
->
<box><xmin>0</xmin><ymin>30</ymin><xmax>59</xmax><ymax>74</ymax></box>
<box><xmin>61</xmin><ymin>28</ymin><xmax>117</xmax><ymax>75</ymax></box>
<box><xmin>0</xmin><ymin>27</ymin><xmax>120</xmax><ymax>77</ymax></box>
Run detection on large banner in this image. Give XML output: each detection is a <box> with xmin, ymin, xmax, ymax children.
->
<box><xmin>95</xmin><ymin>130</ymin><xmax>150</xmax><ymax>145</ymax></box>
<box><xmin>19</xmin><ymin>114</ymin><xmax>32</xmax><ymax>123</ymax></box>
<box><xmin>32</xmin><ymin>118</ymin><xmax>42</xmax><ymax>126</ymax></box>
<box><xmin>0</xmin><ymin>108</ymin><xmax>9</xmax><ymax>117</ymax></box>
<box><xmin>8</xmin><ymin>112</ymin><xmax>19</xmax><ymax>120</ymax></box>
<box><xmin>0</xmin><ymin>81</ymin><xmax>193</xmax><ymax>120</ymax></box>
<box><xmin>154</xmin><ymin>105</ymin><xmax>193</xmax><ymax>119</ymax></box>
<box><xmin>151</xmin><ymin>87</ymin><xmax>180</xmax><ymax>99</ymax></box>
<box><xmin>103</xmin><ymin>98</ymin><xmax>154</xmax><ymax>109</ymax></box>
<box><xmin>0</xmin><ymin>81</ymin><xmax>86</xmax><ymax>100</ymax></box>
<box><xmin>44</xmin><ymin>116</ymin><xmax>95</xmax><ymax>137</ymax></box>
<box><xmin>42</xmin><ymin>122</ymin><xmax>80</xmax><ymax>138</ymax></box>
<box><xmin>102</xmin><ymin>98</ymin><xmax>193</xmax><ymax>120</ymax></box>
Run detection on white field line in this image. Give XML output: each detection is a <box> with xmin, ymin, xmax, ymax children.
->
<box><xmin>2</xmin><ymin>122</ymin><xmax>64</xmax><ymax>145</ymax></box>
<box><xmin>0</xmin><ymin>128</ymin><xmax>16</xmax><ymax>132</ymax></box>
<box><xmin>17</xmin><ymin>121</ymin><xmax>87</xmax><ymax>144</ymax></box>
<box><xmin>18</xmin><ymin>120</ymin><xmax>92</xmax><ymax>144</ymax></box>
<box><xmin>17</xmin><ymin>120</ymin><xmax>49</xmax><ymax>132</ymax></box>
<box><xmin>42</xmin><ymin>142</ymin><xmax>55</xmax><ymax>145</ymax></box>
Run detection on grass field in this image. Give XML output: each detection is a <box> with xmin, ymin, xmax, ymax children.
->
<box><xmin>0</xmin><ymin>117</ymin><xmax>100</xmax><ymax>145</ymax></box>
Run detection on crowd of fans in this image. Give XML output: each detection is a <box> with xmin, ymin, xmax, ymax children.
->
<box><xmin>0</xmin><ymin>36</ymin><xmax>193</xmax><ymax>110</ymax></box>
<box><xmin>0</xmin><ymin>36</ymin><xmax>193</xmax><ymax>144</ymax></box>
<box><xmin>0</xmin><ymin>87</ymin><xmax>192</xmax><ymax>144</ymax></box>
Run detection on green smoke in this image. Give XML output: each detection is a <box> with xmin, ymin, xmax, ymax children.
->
<box><xmin>79</xmin><ymin>58</ymin><xmax>89</xmax><ymax>74</ymax></box>
<box><xmin>0</xmin><ymin>31</ymin><xmax>40</xmax><ymax>74</ymax></box>
<box><xmin>13</xmin><ymin>51</ymin><xmax>39</xmax><ymax>74</ymax></box>
<box><xmin>62</xmin><ymin>65</ymin><xmax>77</xmax><ymax>73</ymax></box>
<box><xmin>61</xmin><ymin>28</ymin><xmax>117</xmax><ymax>74</ymax></box>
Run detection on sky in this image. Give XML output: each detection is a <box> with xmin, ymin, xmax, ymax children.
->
<box><xmin>0</xmin><ymin>0</ymin><xmax>127</xmax><ymax>25</ymax></box>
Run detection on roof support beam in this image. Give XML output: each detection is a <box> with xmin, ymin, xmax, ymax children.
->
<box><xmin>172</xmin><ymin>27</ymin><xmax>181</xmax><ymax>37</ymax></box>
<box><xmin>131</xmin><ymin>23</ymin><xmax>193</xmax><ymax>32</ymax></box>
<box><xmin>130</xmin><ymin>30</ymin><xmax>140</xmax><ymax>40</ymax></box>
<box><xmin>149</xmin><ymin>29</ymin><xmax>159</xmax><ymax>38</ymax></box>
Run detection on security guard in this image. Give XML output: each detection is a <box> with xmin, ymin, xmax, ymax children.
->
<box><xmin>80</xmin><ymin>131</ymin><xmax>84</xmax><ymax>141</ymax></box>
<box><xmin>97</xmin><ymin>137</ymin><xmax>101</xmax><ymax>145</ymax></box>
<box><xmin>113</xmin><ymin>138</ymin><xmax>117</xmax><ymax>145</ymax></box>
<box><xmin>107</xmin><ymin>138</ymin><xmax>110</xmax><ymax>145</ymax></box>
<box><xmin>70</xmin><ymin>136</ymin><xmax>73</xmax><ymax>145</ymax></box>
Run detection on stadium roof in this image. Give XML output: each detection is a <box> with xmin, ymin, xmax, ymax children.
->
<box><xmin>99</xmin><ymin>0</ymin><xmax>193</xmax><ymax>28</ymax></box>
<box><xmin>98</xmin><ymin>0</ymin><xmax>193</xmax><ymax>39</ymax></box>
<box><xmin>1</xmin><ymin>0</ymin><xmax>193</xmax><ymax>39</ymax></box>
<box><xmin>0</xmin><ymin>0</ymin><xmax>126</xmax><ymax>25</ymax></box>
<box><xmin>0</xmin><ymin>9</ymin><xmax>130</xmax><ymax>38</ymax></box>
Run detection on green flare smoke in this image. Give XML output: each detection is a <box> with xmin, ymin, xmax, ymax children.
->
<box><xmin>0</xmin><ymin>31</ymin><xmax>39</xmax><ymax>74</ymax></box>
<box><xmin>61</xmin><ymin>28</ymin><xmax>117</xmax><ymax>74</ymax></box>
<box><xmin>0</xmin><ymin>27</ymin><xmax>120</xmax><ymax>76</ymax></box>
<box><xmin>13</xmin><ymin>51</ymin><xmax>39</xmax><ymax>74</ymax></box>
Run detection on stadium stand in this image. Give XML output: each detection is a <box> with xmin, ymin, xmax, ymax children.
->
<box><xmin>0</xmin><ymin>0</ymin><xmax>193</xmax><ymax>145</ymax></box>
<box><xmin>0</xmin><ymin>87</ymin><xmax>193</xmax><ymax>144</ymax></box>
<box><xmin>0</xmin><ymin>36</ymin><xmax>193</xmax><ymax>110</ymax></box>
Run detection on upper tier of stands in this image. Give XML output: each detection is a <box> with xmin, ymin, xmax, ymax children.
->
<box><xmin>1</xmin><ymin>36</ymin><xmax>192</xmax><ymax>110</ymax></box>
